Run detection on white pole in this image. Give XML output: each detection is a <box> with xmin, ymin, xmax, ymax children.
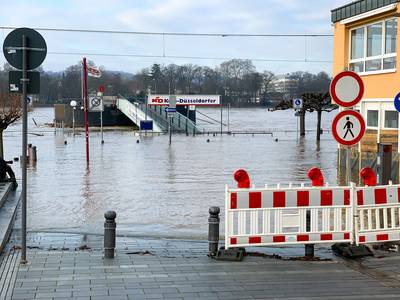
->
<box><xmin>228</xmin><ymin>103</ymin><xmax>230</xmax><ymax>132</ymax></box>
<box><xmin>169</xmin><ymin>116</ymin><xmax>172</xmax><ymax>146</ymax></box>
<box><xmin>347</xmin><ymin>146</ymin><xmax>351</xmax><ymax>185</ymax></box>
<box><xmin>72</xmin><ymin>108</ymin><xmax>75</xmax><ymax>136</ymax></box>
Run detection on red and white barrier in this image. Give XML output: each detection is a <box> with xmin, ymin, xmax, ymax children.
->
<box><xmin>225</xmin><ymin>168</ymin><xmax>400</xmax><ymax>249</ymax></box>
<box><xmin>356</xmin><ymin>184</ymin><xmax>400</xmax><ymax>244</ymax></box>
<box><xmin>225</xmin><ymin>185</ymin><xmax>353</xmax><ymax>248</ymax></box>
<box><xmin>225</xmin><ymin>183</ymin><xmax>400</xmax><ymax>249</ymax></box>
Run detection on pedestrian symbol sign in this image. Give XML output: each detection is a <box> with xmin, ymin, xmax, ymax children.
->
<box><xmin>332</xmin><ymin>110</ymin><xmax>365</xmax><ymax>146</ymax></box>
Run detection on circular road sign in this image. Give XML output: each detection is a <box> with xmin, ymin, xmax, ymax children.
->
<box><xmin>3</xmin><ymin>28</ymin><xmax>47</xmax><ymax>70</ymax></box>
<box><xmin>330</xmin><ymin>71</ymin><xmax>364</xmax><ymax>108</ymax></box>
<box><xmin>394</xmin><ymin>92</ymin><xmax>400</xmax><ymax>112</ymax></box>
<box><xmin>332</xmin><ymin>110</ymin><xmax>366</xmax><ymax>146</ymax></box>
<box><xmin>91</xmin><ymin>97</ymin><xmax>101</xmax><ymax>107</ymax></box>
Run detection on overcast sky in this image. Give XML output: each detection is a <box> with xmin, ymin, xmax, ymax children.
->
<box><xmin>0</xmin><ymin>0</ymin><xmax>350</xmax><ymax>75</ymax></box>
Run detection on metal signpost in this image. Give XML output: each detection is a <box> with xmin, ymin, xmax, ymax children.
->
<box><xmin>330</xmin><ymin>71</ymin><xmax>365</xmax><ymax>185</ymax></box>
<box><xmin>70</xmin><ymin>100</ymin><xmax>77</xmax><ymax>136</ymax></box>
<box><xmin>89</xmin><ymin>95</ymin><xmax>104</xmax><ymax>144</ymax></box>
<box><xmin>167</xmin><ymin>95</ymin><xmax>177</xmax><ymax>146</ymax></box>
<box><xmin>82</xmin><ymin>58</ymin><xmax>90</xmax><ymax>167</ymax></box>
<box><xmin>3</xmin><ymin>27</ymin><xmax>47</xmax><ymax>264</ymax></box>
<box><xmin>98</xmin><ymin>85</ymin><xmax>105</xmax><ymax>144</ymax></box>
<box><xmin>293</xmin><ymin>98</ymin><xmax>303</xmax><ymax>138</ymax></box>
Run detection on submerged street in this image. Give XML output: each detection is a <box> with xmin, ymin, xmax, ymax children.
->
<box><xmin>5</xmin><ymin>107</ymin><xmax>336</xmax><ymax>239</ymax></box>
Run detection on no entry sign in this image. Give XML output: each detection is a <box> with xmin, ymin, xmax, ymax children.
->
<box><xmin>330</xmin><ymin>71</ymin><xmax>364</xmax><ymax>108</ymax></box>
<box><xmin>332</xmin><ymin>110</ymin><xmax>365</xmax><ymax>146</ymax></box>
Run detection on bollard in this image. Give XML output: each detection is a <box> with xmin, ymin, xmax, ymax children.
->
<box><xmin>104</xmin><ymin>211</ymin><xmax>116</xmax><ymax>259</ymax></box>
<box><xmin>28</xmin><ymin>146</ymin><xmax>33</xmax><ymax>164</ymax></box>
<box><xmin>31</xmin><ymin>146</ymin><xmax>37</xmax><ymax>162</ymax></box>
<box><xmin>208</xmin><ymin>207</ymin><xmax>220</xmax><ymax>257</ymax></box>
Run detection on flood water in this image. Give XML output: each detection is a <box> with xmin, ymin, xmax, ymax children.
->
<box><xmin>4</xmin><ymin>107</ymin><xmax>337</xmax><ymax>239</ymax></box>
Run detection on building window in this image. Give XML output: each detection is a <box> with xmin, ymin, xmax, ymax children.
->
<box><xmin>367</xmin><ymin>110</ymin><xmax>378</xmax><ymax>127</ymax></box>
<box><xmin>384</xmin><ymin>111</ymin><xmax>398</xmax><ymax>128</ymax></box>
<box><xmin>349</xmin><ymin>18</ymin><xmax>397</xmax><ymax>74</ymax></box>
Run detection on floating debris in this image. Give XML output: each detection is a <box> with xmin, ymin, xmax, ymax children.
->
<box><xmin>126</xmin><ymin>250</ymin><xmax>155</xmax><ymax>256</ymax></box>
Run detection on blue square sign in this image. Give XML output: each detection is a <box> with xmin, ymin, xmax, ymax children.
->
<box><xmin>140</xmin><ymin>120</ymin><xmax>153</xmax><ymax>130</ymax></box>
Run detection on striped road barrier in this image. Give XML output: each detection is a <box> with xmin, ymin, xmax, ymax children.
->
<box><xmin>225</xmin><ymin>182</ymin><xmax>400</xmax><ymax>249</ymax></box>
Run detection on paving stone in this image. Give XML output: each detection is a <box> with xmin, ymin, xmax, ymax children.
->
<box><xmin>4</xmin><ymin>233</ymin><xmax>400</xmax><ymax>300</ymax></box>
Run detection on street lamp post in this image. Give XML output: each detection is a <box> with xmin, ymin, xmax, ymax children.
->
<box><xmin>70</xmin><ymin>100</ymin><xmax>77</xmax><ymax>136</ymax></box>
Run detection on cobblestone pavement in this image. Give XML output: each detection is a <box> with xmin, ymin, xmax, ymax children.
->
<box><xmin>3</xmin><ymin>232</ymin><xmax>400</xmax><ymax>300</ymax></box>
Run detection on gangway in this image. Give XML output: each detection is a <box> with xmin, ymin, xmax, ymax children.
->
<box><xmin>147</xmin><ymin>105</ymin><xmax>201</xmax><ymax>134</ymax></box>
<box><xmin>116</xmin><ymin>98</ymin><xmax>164</xmax><ymax>132</ymax></box>
<box><xmin>117</xmin><ymin>97</ymin><xmax>202</xmax><ymax>134</ymax></box>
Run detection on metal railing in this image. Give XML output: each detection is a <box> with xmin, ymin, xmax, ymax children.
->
<box><xmin>142</xmin><ymin>104</ymin><xmax>201</xmax><ymax>134</ymax></box>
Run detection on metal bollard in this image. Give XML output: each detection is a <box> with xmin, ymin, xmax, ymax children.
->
<box><xmin>31</xmin><ymin>146</ymin><xmax>37</xmax><ymax>162</ymax></box>
<box><xmin>104</xmin><ymin>211</ymin><xmax>116</xmax><ymax>259</ymax></box>
<box><xmin>305</xmin><ymin>210</ymin><xmax>314</xmax><ymax>257</ymax></box>
<box><xmin>208</xmin><ymin>207</ymin><xmax>220</xmax><ymax>257</ymax></box>
<box><xmin>27</xmin><ymin>145</ymin><xmax>33</xmax><ymax>163</ymax></box>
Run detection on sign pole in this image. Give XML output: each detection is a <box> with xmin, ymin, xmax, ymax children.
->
<box><xmin>347</xmin><ymin>146</ymin><xmax>351</xmax><ymax>185</ymax></box>
<box><xmin>220</xmin><ymin>99</ymin><xmax>223</xmax><ymax>135</ymax></box>
<box><xmin>72</xmin><ymin>108</ymin><xmax>75</xmax><ymax>136</ymax></box>
<box><xmin>169</xmin><ymin>117</ymin><xmax>172</xmax><ymax>146</ymax></box>
<box><xmin>100</xmin><ymin>109</ymin><xmax>103</xmax><ymax>144</ymax></box>
<box><xmin>21</xmin><ymin>34</ymin><xmax>28</xmax><ymax>264</ymax></box>
<box><xmin>83</xmin><ymin>58</ymin><xmax>89</xmax><ymax>166</ymax></box>
<box><xmin>3</xmin><ymin>28</ymin><xmax>47</xmax><ymax>265</ymax></box>
<box><xmin>228</xmin><ymin>103</ymin><xmax>230</xmax><ymax>132</ymax></box>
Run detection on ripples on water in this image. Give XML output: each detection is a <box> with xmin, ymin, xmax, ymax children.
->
<box><xmin>4</xmin><ymin>107</ymin><xmax>337</xmax><ymax>239</ymax></box>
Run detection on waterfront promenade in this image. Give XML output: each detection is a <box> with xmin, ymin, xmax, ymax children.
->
<box><xmin>2</xmin><ymin>231</ymin><xmax>400</xmax><ymax>300</ymax></box>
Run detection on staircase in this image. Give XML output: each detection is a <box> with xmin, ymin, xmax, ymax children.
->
<box><xmin>117</xmin><ymin>97</ymin><xmax>201</xmax><ymax>133</ymax></box>
<box><xmin>116</xmin><ymin>98</ymin><xmax>164</xmax><ymax>132</ymax></box>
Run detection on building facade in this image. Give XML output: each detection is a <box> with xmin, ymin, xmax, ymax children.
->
<box><xmin>332</xmin><ymin>0</ymin><xmax>400</xmax><ymax>182</ymax></box>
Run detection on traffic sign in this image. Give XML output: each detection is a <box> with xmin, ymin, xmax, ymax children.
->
<box><xmin>293</xmin><ymin>98</ymin><xmax>303</xmax><ymax>110</ymax></box>
<box><xmin>3</xmin><ymin>28</ymin><xmax>47</xmax><ymax>70</ymax></box>
<box><xmin>394</xmin><ymin>92</ymin><xmax>400</xmax><ymax>112</ymax></box>
<box><xmin>165</xmin><ymin>107</ymin><xmax>177</xmax><ymax>113</ymax></box>
<box><xmin>9</xmin><ymin>70</ymin><xmax>40</xmax><ymax>94</ymax></box>
<box><xmin>330</xmin><ymin>71</ymin><xmax>364</xmax><ymax>108</ymax></box>
<box><xmin>89</xmin><ymin>96</ymin><xmax>103</xmax><ymax>112</ymax></box>
<box><xmin>332</xmin><ymin>110</ymin><xmax>365</xmax><ymax>146</ymax></box>
<box><xmin>140</xmin><ymin>120</ymin><xmax>153</xmax><ymax>130</ymax></box>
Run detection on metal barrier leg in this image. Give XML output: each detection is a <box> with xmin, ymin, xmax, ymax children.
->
<box><xmin>208</xmin><ymin>207</ymin><xmax>220</xmax><ymax>257</ymax></box>
<box><xmin>305</xmin><ymin>210</ymin><xmax>314</xmax><ymax>257</ymax></box>
<box><xmin>104</xmin><ymin>211</ymin><xmax>116</xmax><ymax>259</ymax></box>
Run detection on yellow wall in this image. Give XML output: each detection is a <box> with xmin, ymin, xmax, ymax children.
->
<box><xmin>333</xmin><ymin>4</ymin><xmax>400</xmax><ymax>100</ymax></box>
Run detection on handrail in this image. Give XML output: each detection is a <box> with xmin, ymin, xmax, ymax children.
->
<box><xmin>142</xmin><ymin>104</ymin><xmax>202</xmax><ymax>133</ymax></box>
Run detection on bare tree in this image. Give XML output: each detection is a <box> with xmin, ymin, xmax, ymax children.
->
<box><xmin>0</xmin><ymin>91</ymin><xmax>22</xmax><ymax>157</ymax></box>
<box><xmin>302</xmin><ymin>92</ymin><xmax>337</xmax><ymax>141</ymax></box>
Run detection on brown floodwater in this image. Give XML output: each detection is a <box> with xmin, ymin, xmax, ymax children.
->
<box><xmin>4</xmin><ymin>107</ymin><xmax>338</xmax><ymax>239</ymax></box>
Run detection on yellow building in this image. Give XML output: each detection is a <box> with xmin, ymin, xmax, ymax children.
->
<box><xmin>332</xmin><ymin>0</ymin><xmax>400</xmax><ymax>181</ymax></box>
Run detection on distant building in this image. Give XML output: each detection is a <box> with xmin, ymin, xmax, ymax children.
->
<box><xmin>332</xmin><ymin>0</ymin><xmax>399</xmax><ymax>180</ymax></box>
<box><xmin>271</xmin><ymin>75</ymin><xmax>298</xmax><ymax>99</ymax></box>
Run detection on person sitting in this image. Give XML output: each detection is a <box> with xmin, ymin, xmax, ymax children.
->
<box><xmin>0</xmin><ymin>157</ymin><xmax>17</xmax><ymax>190</ymax></box>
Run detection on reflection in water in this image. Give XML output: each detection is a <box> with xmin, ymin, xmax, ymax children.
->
<box><xmin>4</xmin><ymin>107</ymin><xmax>338</xmax><ymax>238</ymax></box>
